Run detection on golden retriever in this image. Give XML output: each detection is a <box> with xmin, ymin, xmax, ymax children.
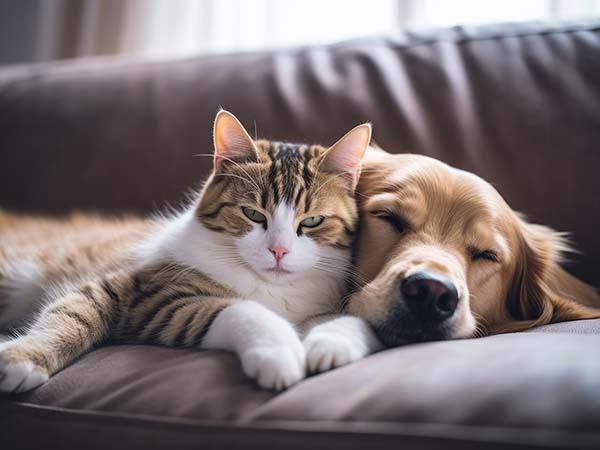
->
<box><xmin>346</xmin><ymin>148</ymin><xmax>600</xmax><ymax>347</ymax></box>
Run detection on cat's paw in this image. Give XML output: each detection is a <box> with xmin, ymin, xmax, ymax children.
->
<box><xmin>0</xmin><ymin>341</ymin><xmax>49</xmax><ymax>393</ymax></box>
<box><xmin>240</xmin><ymin>341</ymin><xmax>305</xmax><ymax>391</ymax></box>
<box><xmin>203</xmin><ymin>300</ymin><xmax>307</xmax><ymax>390</ymax></box>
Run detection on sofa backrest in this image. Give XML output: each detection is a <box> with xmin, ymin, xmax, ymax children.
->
<box><xmin>0</xmin><ymin>20</ymin><xmax>599</xmax><ymax>284</ymax></box>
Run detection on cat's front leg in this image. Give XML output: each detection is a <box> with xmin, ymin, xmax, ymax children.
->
<box><xmin>303</xmin><ymin>315</ymin><xmax>382</xmax><ymax>374</ymax></box>
<box><xmin>0</xmin><ymin>275</ymin><xmax>122</xmax><ymax>393</ymax></box>
<box><xmin>202</xmin><ymin>301</ymin><xmax>305</xmax><ymax>391</ymax></box>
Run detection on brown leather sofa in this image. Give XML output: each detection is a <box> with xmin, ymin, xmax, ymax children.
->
<box><xmin>1</xmin><ymin>19</ymin><xmax>600</xmax><ymax>450</ymax></box>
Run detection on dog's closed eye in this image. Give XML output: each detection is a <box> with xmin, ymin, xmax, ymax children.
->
<box><xmin>469</xmin><ymin>247</ymin><xmax>499</xmax><ymax>263</ymax></box>
<box><xmin>371</xmin><ymin>210</ymin><xmax>409</xmax><ymax>233</ymax></box>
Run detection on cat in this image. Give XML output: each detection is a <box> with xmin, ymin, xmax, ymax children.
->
<box><xmin>0</xmin><ymin>110</ymin><xmax>381</xmax><ymax>393</ymax></box>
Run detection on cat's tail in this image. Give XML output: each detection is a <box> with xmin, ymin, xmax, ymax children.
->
<box><xmin>0</xmin><ymin>209</ymin><xmax>46</xmax><ymax>330</ymax></box>
<box><xmin>0</xmin><ymin>258</ymin><xmax>46</xmax><ymax>332</ymax></box>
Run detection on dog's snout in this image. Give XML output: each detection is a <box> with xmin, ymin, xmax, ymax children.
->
<box><xmin>401</xmin><ymin>272</ymin><xmax>459</xmax><ymax>321</ymax></box>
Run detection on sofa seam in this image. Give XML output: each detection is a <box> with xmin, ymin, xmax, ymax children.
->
<box><xmin>3</xmin><ymin>400</ymin><xmax>600</xmax><ymax>443</ymax></box>
<box><xmin>380</xmin><ymin>23</ymin><xmax>600</xmax><ymax>50</ymax></box>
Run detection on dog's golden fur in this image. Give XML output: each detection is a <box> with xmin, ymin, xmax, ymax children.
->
<box><xmin>347</xmin><ymin>148</ymin><xmax>600</xmax><ymax>344</ymax></box>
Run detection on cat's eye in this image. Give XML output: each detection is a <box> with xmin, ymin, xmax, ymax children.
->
<box><xmin>242</xmin><ymin>207</ymin><xmax>267</xmax><ymax>224</ymax></box>
<box><xmin>469</xmin><ymin>247</ymin><xmax>499</xmax><ymax>263</ymax></box>
<box><xmin>371</xmin><ymin>210</ymin><xmax>408</xmax><ymax>233</ymax></box>
<box><xmin>299</xmin><ymin>215</ymin><xmax>325</xmax><ymax>228</ymax></box>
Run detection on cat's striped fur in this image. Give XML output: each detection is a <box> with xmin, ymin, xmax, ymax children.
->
<box><xmin>0</xmin><ymin>110</ymin><xmax>377</xmax><ymax>392</ymax></box>
<box><xmin>199</xmin><ymin>139</ymin><xmax>357</xmax><ymax>248</ymax></box>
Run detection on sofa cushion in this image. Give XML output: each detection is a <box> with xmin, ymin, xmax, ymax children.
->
<box><xmin>250</xmin><ymin>322</ymin><xmax>600</xmax><ymax>431</ymax></box>
<box><xmin>2</xmin><ymin>319</ymin><xmax>600</xmax><ymax>449</ymax></box>
<box><xmin>9</xmin><ymin>346</ymin><xmax>274</xmax><ymax>421</ymax></box>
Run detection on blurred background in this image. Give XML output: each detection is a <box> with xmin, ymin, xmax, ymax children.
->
<box><xmin>2</xmin><ymin>0</ymin><xmax>600</xmax><ymax>65</ymax></box>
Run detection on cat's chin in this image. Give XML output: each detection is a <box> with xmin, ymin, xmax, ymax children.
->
<box><xmin>266</xmin><ymin>267</ymin><xmax>292</xmax><ymax>275</ymax></box>
<box><xmin>257</xmin><ymin>267</ymin><xmax>302</xmax><ymax>284</ymax></box>
<box><xmin>262</xmin><ymin>268</ymin><xmax>293</xmax><ymax>279</ymax></box>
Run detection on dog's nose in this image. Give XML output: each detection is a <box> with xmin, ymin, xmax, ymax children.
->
<box><xmin>401</xmin><ymin>272</ymin><xmax>459</xmax><ymax>321</ymax></box>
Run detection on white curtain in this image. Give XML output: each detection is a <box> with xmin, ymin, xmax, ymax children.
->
<box><xmin>114</xmin><ymin>0</ymin><xmax>600</xmax><ymax>58</ymax></box>
<box><xmin>17</xmin><ymin>0</ymin><xmax>600</xmax><ymax>63</ymax></box>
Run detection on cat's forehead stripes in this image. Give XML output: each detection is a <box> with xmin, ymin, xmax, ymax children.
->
<box><xmin>257</xmin><ymin>141</ymin><xmax>323</xmax><ymax>210</ymax></box>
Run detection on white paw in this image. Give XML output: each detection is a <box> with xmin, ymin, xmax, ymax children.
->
<box><xmin>304</xmin><ymin>330</ymin><xmax>361</xmax><ymax>374</ymax></box>
<box><xmin>202</xmin><ymin>300</ymin><xmax>307</xmax><ymax>391</ymax></box>
<box><xmin>0</xmin><ymin>347</ymin><xmax>49</xmax><ymax>393</ymax></box>
<box><xmin>240</xmin><ymin>341</ymin><xmax>305</xmax><ymax>391</ymax></box>
<box><xmin>303</xmin><ymin>316</ymin><xmax>381</xmax><ymax>374</ymax></box>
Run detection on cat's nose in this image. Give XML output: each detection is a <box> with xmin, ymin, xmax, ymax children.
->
<box><xmin>269</xmin><ymin>246</ymin><xmax>289</xmax><ymax>263</ymax></box>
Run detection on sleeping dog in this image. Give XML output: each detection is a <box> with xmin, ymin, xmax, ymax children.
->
<box><xmin>307</xmin><ymin>147</ymin><xmax>600</xmax><ymax>367</ymax></box>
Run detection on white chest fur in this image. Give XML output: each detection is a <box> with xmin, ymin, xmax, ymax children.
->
<box><xmin>136</xmin><ymin>211</ymin><xmax>349</xmax><ymax>325</ymax></box>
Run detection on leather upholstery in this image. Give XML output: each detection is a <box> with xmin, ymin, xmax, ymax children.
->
<box><xmin>1</xmin><ymin>19</ymin><xmax>600</xmax><ymax>450</ymax></box>
<box><xmin>1</xmin><ymin>20</ymin><xmax>599</xmax><ymax>284</ymax></box>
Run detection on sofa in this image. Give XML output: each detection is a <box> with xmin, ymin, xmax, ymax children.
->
<box><xmin>1</xmin><ymin>19</ymin><xmax>599</xmax><ymax>450</ymax></box>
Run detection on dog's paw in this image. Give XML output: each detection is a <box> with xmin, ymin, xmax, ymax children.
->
<box><xmin>0</xmin><ymin>341</ymin><xmax>49</xmax><ymax>394</ymax></box>
<box><xmin>240</xmin><ymin>341</ymin><xmax>306</xmax><ymax>391</ymax></box>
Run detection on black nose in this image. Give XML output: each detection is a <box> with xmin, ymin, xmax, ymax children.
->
<box><xmin>401</xmin><ymin>272</ymin><xmax>459</xmax><ymax>321</ymax></box>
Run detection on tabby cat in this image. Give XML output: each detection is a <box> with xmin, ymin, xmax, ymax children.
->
<box><xmin>0</xmin><ymin>110</ymin><xmax>381</xmax><ymax>393</ymax></box>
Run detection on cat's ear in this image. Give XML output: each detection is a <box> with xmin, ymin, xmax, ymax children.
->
<box><xmin>321</xmin><ymin>123</ymin><xmax>372</xmax><ymax>188</ymax></box>
<box><xmin>213</xmin><ymin>110</ymin><xmax>259</xmax><ymax>170</ymax></box>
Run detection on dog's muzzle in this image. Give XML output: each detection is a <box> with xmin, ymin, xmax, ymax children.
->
<box><xmin>373</xmin><ymin>271</ymin><xmax>459</xmax><ymax>346</ymax></box>
<box><xmin>401</xmin><ymin>272</ymin><xmax>459</xmax><ymax>321</ymax></box>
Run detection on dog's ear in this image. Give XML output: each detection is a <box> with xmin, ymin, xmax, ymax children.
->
<box><xmin>494</xmin><ymin>219</ymin><xmax>600</xmax><ymax>334</ymax></box>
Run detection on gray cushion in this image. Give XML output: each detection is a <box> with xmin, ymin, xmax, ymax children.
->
<box><xmin>2</xmin><ymin>320</ymin><xmax>599</xmax><ymax>447</ymax></box>
<box><xmin>251</xmin><ymin>320</ymin><xmax>600</xmax><ymax>434</ymax></box>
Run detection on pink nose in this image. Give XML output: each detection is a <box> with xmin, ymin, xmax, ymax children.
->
<box><xmin>269</xmin><ymin>246</ymin><xmax>289</xmax><ymax>263</ymax></box>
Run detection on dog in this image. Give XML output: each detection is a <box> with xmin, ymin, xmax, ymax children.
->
<box><xmin>345</xmin><ymin>148</ymin><xmax>600</xmax><ymax>347</ymax></box>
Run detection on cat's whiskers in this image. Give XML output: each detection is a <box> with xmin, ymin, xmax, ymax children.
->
<box><xmin>212</xmin><ymin>172</ymin><xmax>259</xmax><ymax>189</ymax></box>
<box><xmin>209</xmin><ymin>246</ymin><xmax>250</xmax><ymax>270</ymax></box>
<box><xmin>314</xmin><ymin>261</ymin><xmax>359</xmax><ymax>282</ymax></box>
<box><xmin>194</xmin><ymin>153</ymin><xmax>261</xmax><ymax>191</ymax></box>
<box><xmin>315</xmin><ymin>256</ymin><xmax>370</xmax><ymax>289</ymax></box>
<box><xmin>311</xmin><ymin>171</ymin><xmax>351</xmax><ymax>198</ymax></box>
<box><xmin>315</xmin><ymin>263</ymin><xmax>367</xmax><ymax>293</ymax></box>
<box><xmin>208</xmin><ymin>253</ymin><xmax>245</xmax><ymax>265</ymax></box>
<box><xmin>218</xmin><ymin>156</ymin><xmax>263</xmax><ymax>192</ymax></box>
